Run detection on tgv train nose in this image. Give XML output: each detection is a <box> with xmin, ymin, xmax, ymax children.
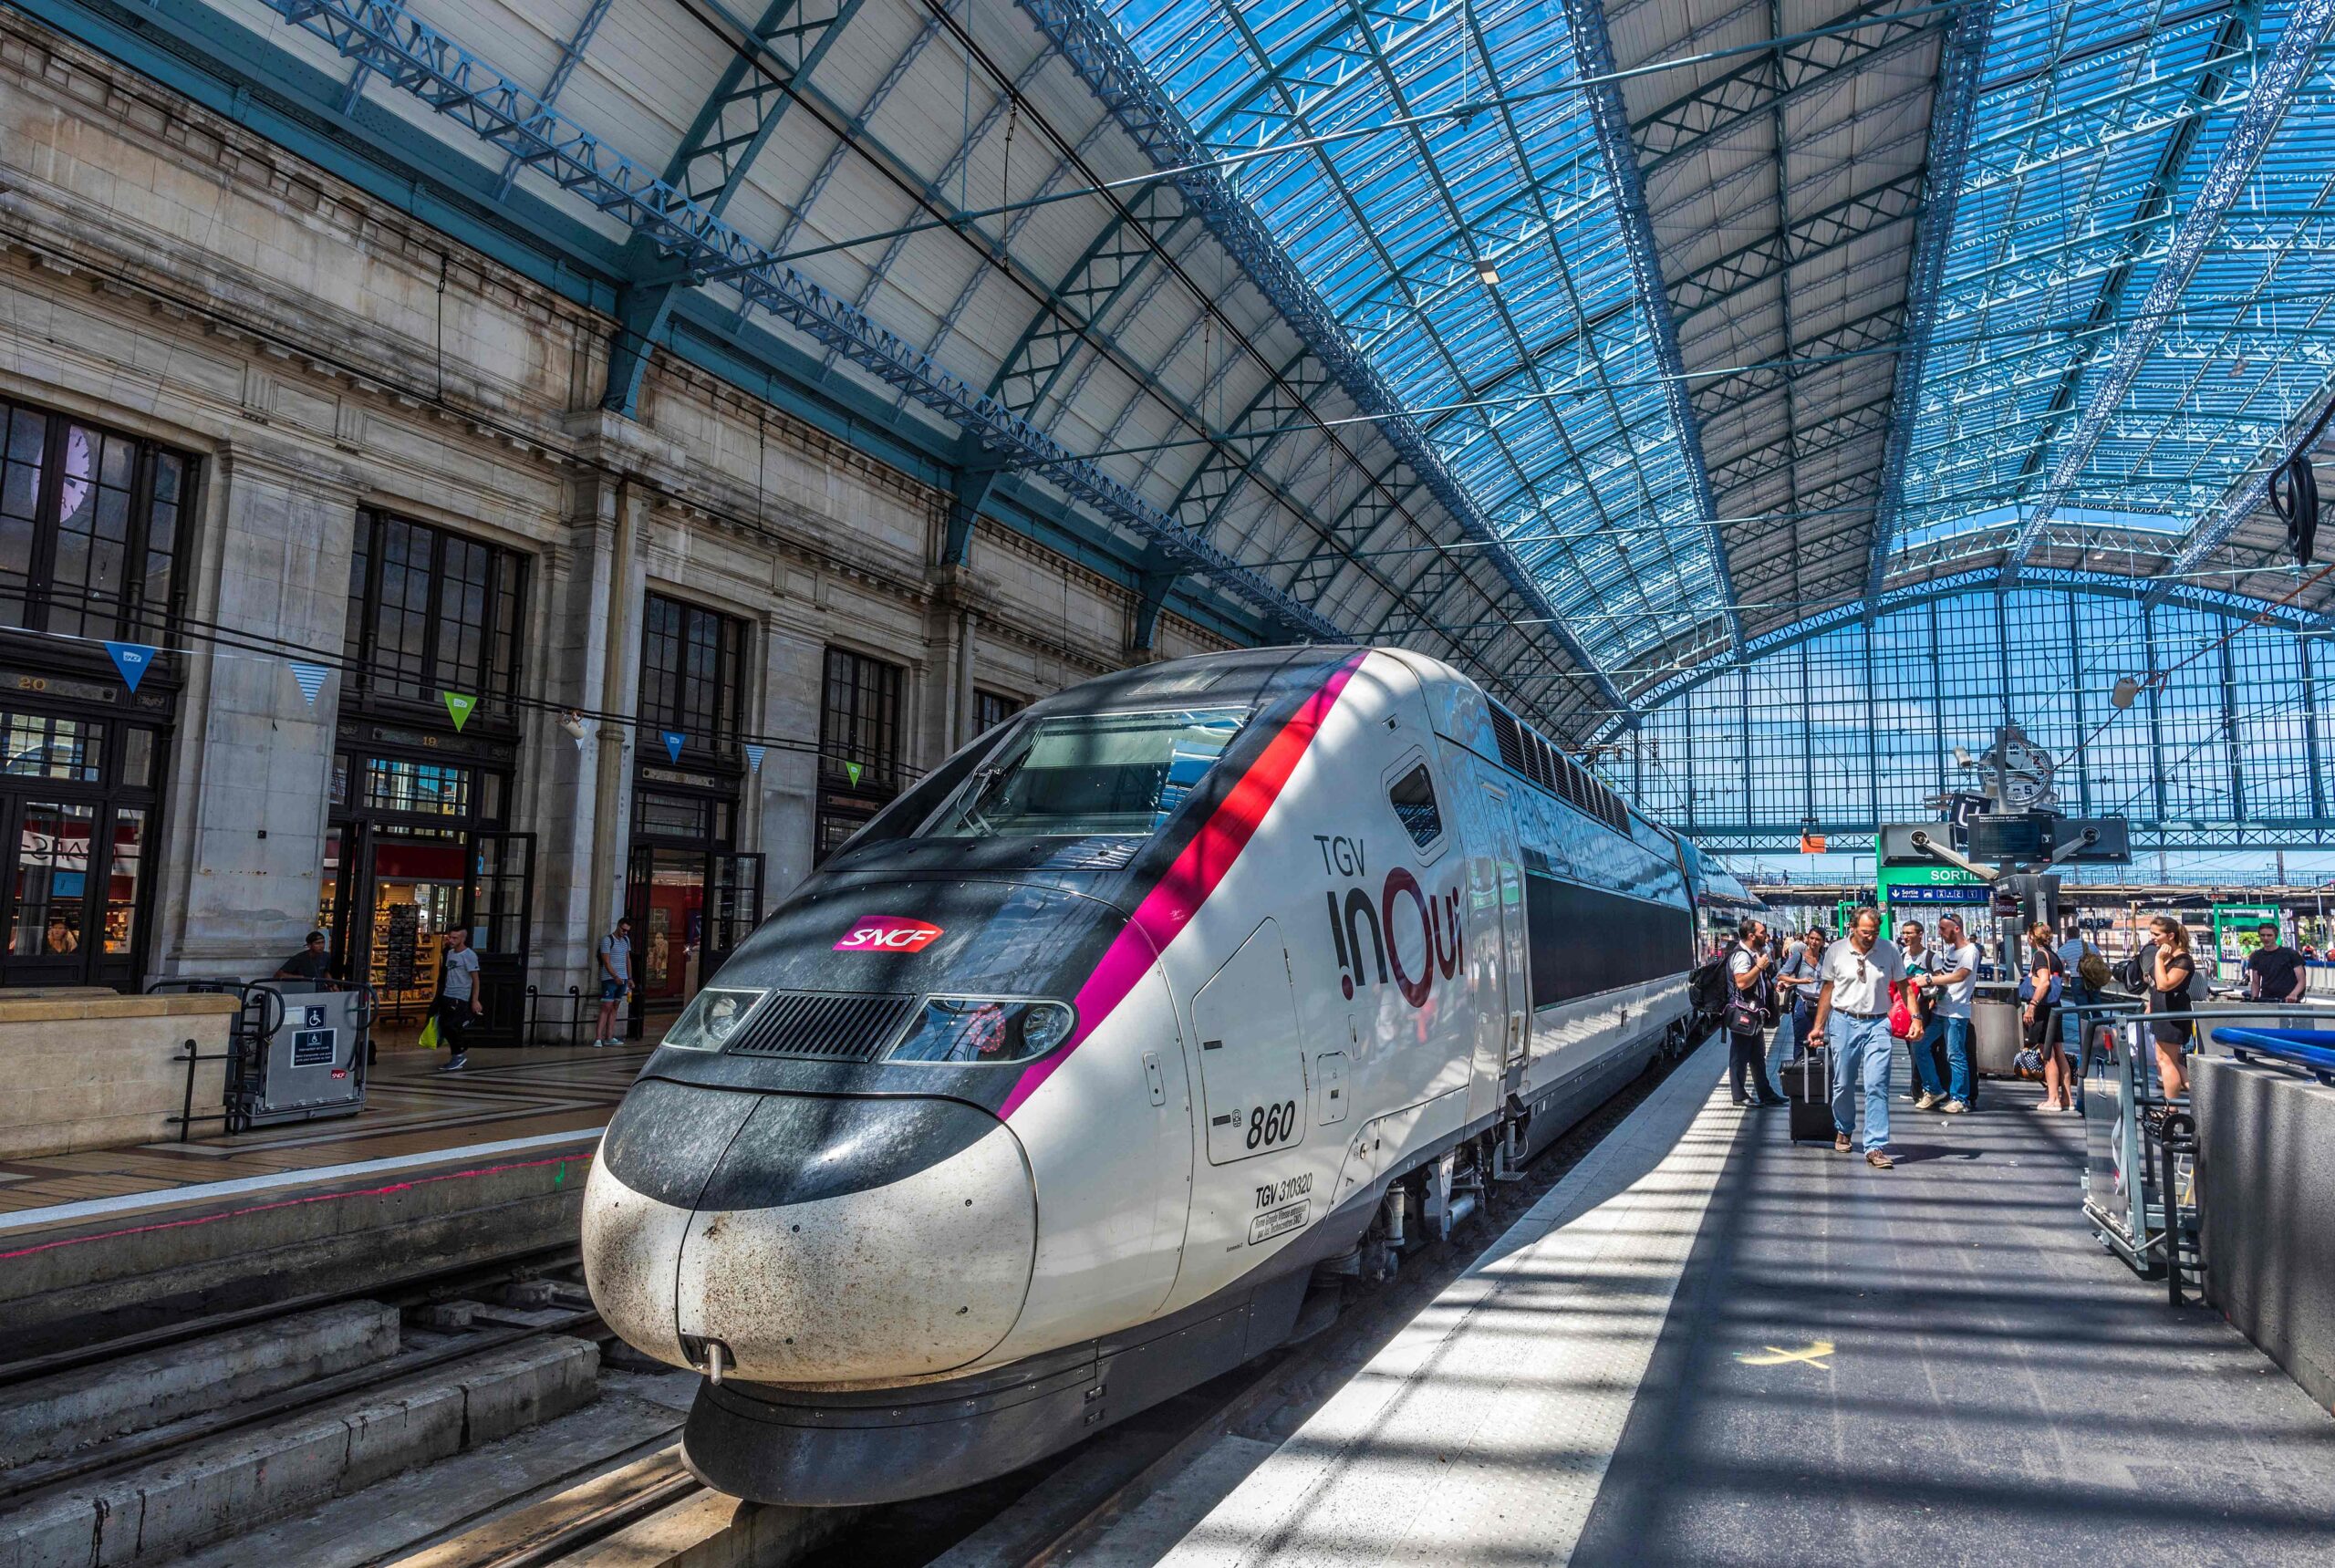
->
<box><xmin>584</xmin><ymin>1079</ymin><xmax>1036</xmax><ymax>1384</ymax></box>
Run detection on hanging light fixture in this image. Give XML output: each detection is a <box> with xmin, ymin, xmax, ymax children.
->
<box><xmin>1473</xmin><ymin>257</ymin><xmax>1500</xmax><ymax>287</ymax></box>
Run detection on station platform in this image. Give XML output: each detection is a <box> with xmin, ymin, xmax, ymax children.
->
<box><xmin>1126</xmin><ymin>1036</ymin><xmax>2335</xmax><ymax>1567</ymax></box>
<box><xmin>0</xmin><ymin>1045</ymin><xmax>642</xmax><ymax>1355</ymax></box>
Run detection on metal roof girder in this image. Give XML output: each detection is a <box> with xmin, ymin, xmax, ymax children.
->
<box><xmin>1668</xmin><ymin>168</ymin><xmax>1928</xmax><ymax>324</ymax></box>
<box><xmin>255</xmin><ymin>0</ymin><xmax>1344</xmax><ymax>638</ymax></box>
<box><xmin>1012</xmin><ymin>0</ymin><xmax>1639</xmax><ymax>725</ymax></box>
<box><xmin>489</xmin><ymin>0</ymin><xmax>614</xmax><ymax>200</ymax></box>
<box><xmin>600</xmin><ymin>0</ymin><xmax>863</xmax><ymax>414</ymax></box>
<box><xmin>1687</xmin><ymin>298</ymin><xmax>1911</xmax><ymax>417</ymax></box>
<box><xmin>2004</xmin><ymin>0</ymin><xmax>2335</xmax><ymax>577</ymax></box>
<box><xmin>1565</xmin><ymin>0</ymin><xmax>1742</xmax><ymax>655</ymax></box>
<box><xmin>985</xmin><ymin>183</ymin><xmax>1191</xmax><ymax>418</ymax></box>
<box><xmin>1634</xmin><ymin>0</ymin><xmax>1951</xmax><ymax>178</ymax></box>
<box><xmin>1865</xmin><ymin>0</ymin><xmax>1993</xmax><ymax>605</ymax></box>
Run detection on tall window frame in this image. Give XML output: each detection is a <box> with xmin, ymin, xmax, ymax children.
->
<box><xmin>0</xmin><ymin>397</ymin><xmax>192</xmax><ymax>645</ymax></box>
<box><xmin>342</xmin><ymin>511</ymin><xmax>527</xmax><ymax>722</ymax></box>
<box><xmin>816</xmin><ymin>647</ymin><xmax>904</xmax><ymax>861</ymax></box>
<box><xmin>821</xmin><ymin>647</ymin><xmax>903</xmax><ymax>792</ymax></box>
<box><xmin>638</xmin><ymin>593</ymin><xmax>747</xmax><ymax>755</ymax></box>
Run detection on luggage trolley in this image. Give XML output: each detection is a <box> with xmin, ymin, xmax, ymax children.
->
<box><xmin>148</xmin><ymin>977</ymin><xmax>375</xmax><ymax>1132</ymax></box>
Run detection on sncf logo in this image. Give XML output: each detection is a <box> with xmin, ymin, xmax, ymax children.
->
<box><xmin>835</xmin><ymin>917</ymin><xmax>943</xmax><ymax>953</ymax></box>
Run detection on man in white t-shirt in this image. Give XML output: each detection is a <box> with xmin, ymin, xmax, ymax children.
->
<box><xmin>1808</xmin><ymin>907</ymin><xmax>1905</xmax><ymax>1168</ymax></box>
<box><xmin>1915</xmin><ymin>913</ymin><xmax>1980</xmax><ymax>1113</ymax></box>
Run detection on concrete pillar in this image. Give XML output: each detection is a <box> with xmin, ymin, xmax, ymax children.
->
<box><xmin>520</xmin><ymin>480</ymin><xmax>617</xmax><ymax>1011</ymax></box>
<box><xmin>759</xmin><ymin>619</ymin><xmax>824</xmax><ymax>902</ymax></box>
<box><xmin>153</xmin><ymin>450</ymin><xmax>356</xmax><ymax>980</ymax></box>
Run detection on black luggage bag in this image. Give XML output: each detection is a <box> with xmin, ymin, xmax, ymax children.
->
<box><xmin>1777</xmin><ymin>1048</ymin><xmax>1834</xmax><ymax>1143</ymax></box>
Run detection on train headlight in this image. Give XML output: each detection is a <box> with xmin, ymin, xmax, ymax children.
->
<box><xmin>886</xmin><ymin>998</ymin><xmax>1075</xmax><ymax>1064</ymax></box>
<box><xmin>661</xmin><ymin>987</ymin><xmax>767</xmax><ymax>1052</ymax></box>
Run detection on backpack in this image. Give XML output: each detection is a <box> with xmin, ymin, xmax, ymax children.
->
<box><xmin>2077</xmin><ymin>949</ymin><xmax>2112</xmax><ymax>990</ymax></box>
<box><xmin>2118</xmin><ymin>943</ymin><xmax>2154</xmax><ymax>992</ymax></box>
<box><xmin>1688</xmin><ymin>957</ymin><xmax>1729</xmax><ymax>1017</ymax></box>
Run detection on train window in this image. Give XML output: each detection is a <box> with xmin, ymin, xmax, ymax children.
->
<box><xmin>920</xmin><ymin>708</ymin><xmax>1249</xmax><ymax>839</ymax></box>
<box><xmin>1386</xmin><ymin>763</ymin><xmax>1442</xmax><ymax>848</ymax></box>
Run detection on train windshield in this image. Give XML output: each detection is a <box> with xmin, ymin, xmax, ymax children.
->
<box><xmin>922</xmin><ymin>708</ymin><xmax>1248</xmax><ymax>839</ymax></box>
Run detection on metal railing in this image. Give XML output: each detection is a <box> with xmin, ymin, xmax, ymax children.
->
<box><xmin>2062</xmin><ymin>1001</ymin><xmax>2311</xmax><ymax>1303</ymax></box>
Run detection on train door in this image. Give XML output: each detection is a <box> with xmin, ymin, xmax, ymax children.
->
<box><xmin>1190</xmin><ymin>919</ymin><xmax>1309</xmax><ymax>1165</ymax></box>
<box><xmin>1474</xmin><ymin>782</ymin><xmax>1530</xmax><ymax>1116</ymax></box>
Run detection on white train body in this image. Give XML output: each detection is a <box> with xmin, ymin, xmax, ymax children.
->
<box><xmin>582</xmin><ymin>647</ymin><xmax>1707</xmax><ymax>1503</ymax></box>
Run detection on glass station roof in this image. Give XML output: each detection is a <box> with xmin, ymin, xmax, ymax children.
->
<box><xmin>1892</xmin><ymin>0</ymin><xmax>2335</xmax><ymax>573</ymax></box>
<box><xmin>1096</xmin><ymin>0</ymin><xmax>1731</xmax><ymax>679</ymax></box>
<box><xmin>1102</xmin><ymin>0</ymin><xmax>2335</xmax><ymax>670</ymax></box>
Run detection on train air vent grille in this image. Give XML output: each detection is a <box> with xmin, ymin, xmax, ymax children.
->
<box><xmin>1489</xmin><ymin>706</ymin><xmax>1525</xmax><ymax>774</ymax></box>
<box><xmin>725</xmin><ymin>991</ymin><xmax>919</xmax><ymax>1062</ymax></box>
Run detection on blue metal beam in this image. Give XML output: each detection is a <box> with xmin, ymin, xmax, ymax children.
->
<box><xmin>491</xmin><ymin>0</ymin><xmax>614</xmax><ymax>201</ymax></box>
<box><xmin>233</xmin><ymin>0</ymin><xmax>1341</xmax><ymax>637</ymax></box>
<box><xmin>602</xmin><ymin>0</ymin><xmax>862</xmax><ymax>416</ymax></box>
<box><xmin>1012</xmin><ymin>0</ymin><xmax>1636</xmax><ymax>723</ymax></box>
<box><xmin>1542</xmin><ymin>0</ymin><xmax>1743</xmax><ymax>655</ymax></box>
<box><xmin>1866</xmin><ymin>0</ymin><xmax>1991</xmax><ymax>604</ymax></box>
<box><xmin>2005</xmin><ymin>0</ymin><xmax>2334</xmax><ymax>575</ymax></box>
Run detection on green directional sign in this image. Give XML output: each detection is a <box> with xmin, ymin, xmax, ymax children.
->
<box><xmin>844</xmin><ymin>759</ymin><xmax>863</xmax><ymax>787</ymax></box>
<box><xmin>442</xmin><ymin>691</ymin><xmax>477</xmax><ymax>732</ymax></box>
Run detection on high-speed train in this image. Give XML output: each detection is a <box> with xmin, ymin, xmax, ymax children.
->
<box><xmin>583</xmin><ymin>646</ymin><xmax>1720</xmax><ymax>1505</ymax></box>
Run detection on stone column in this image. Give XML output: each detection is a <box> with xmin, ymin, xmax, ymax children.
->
<box><xmin>152</xmin><ymin>446</ymin><xmax>358</xmax><ymax>980</ymax></box>
<box><xmin>759</xmin><ymin>617</ymin><xmax>825</xmax><ymax>903</ymax></box>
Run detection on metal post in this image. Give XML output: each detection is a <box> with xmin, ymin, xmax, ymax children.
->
<box><xmin>2161</xmin><ymin>1109</ymin><xmax>2197</xmax><ymax>1306</ymax></box>
<box><xmin>178</xmin><ymin>1038</ymin><xmax>198</xmax><ymax>1146</ymax></box>
<box><xmin>2122</xmin><ymin>1021</ymin><xmax>2148</xmax><ymax>1254</ymax></box>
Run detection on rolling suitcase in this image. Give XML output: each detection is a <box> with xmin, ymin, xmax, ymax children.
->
<box><xmin>1778</xmin><ymin>1047</ymin><xmax>1835</xmax><ymax>1143</ymax></box>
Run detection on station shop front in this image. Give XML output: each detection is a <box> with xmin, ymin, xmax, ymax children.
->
<box><xmin>0</xmin><ymin>397</ymin><xmax>188</xmax><ymax>992</ymax></box>
<box><xmin>624</xmin><ymin>593</ymin><xmax>762</xmax><ymax>1034</ymax></box>
<box><xmin>319</xmin><ymin>511</ymin><xmax>534</xmax><ymax>1044</ymax></box>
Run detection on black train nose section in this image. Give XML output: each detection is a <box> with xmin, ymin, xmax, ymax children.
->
<box><xmin>605</xmin><ymin>1076</ymin><xmax>1002</xmax><ymax>1214</ymax></box>
<box><xmin>597</xmin><ymin>1077</ymin><xmax>763</xmax><ymax>1210</ymax></box>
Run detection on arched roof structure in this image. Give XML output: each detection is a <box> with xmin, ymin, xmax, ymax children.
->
<box><xmin>47</xmin><ymin>0</ymin><xmax>2335</xmax><ymax>747</ymax></box>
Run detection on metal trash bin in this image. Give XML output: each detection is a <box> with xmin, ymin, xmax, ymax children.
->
<box><xmin>1972</xmin><ymin>983</ymin><xmax>2022</xmax><ymax>1076</ymax></box>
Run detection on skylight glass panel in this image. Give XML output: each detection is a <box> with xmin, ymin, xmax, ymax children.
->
<box><xmin>1892</xmin><ymin>0</ymin><xmax>2335</xmax><ymax>573</ymax></box>
<box><xmin>1098</xmin><ymin>0</ymin><xmax>1728</xmax><ymax>676</ymax></box>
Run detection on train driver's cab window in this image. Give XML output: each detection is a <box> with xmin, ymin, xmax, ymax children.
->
<box><xmin>923</xmin><ymin>708</ymin><xmax>1248</xmax><ymax>839</ymax></box>
<box><xmin>1387</xmin><ymin>762</ymin><xmax>1442</xmax><ymax>849</ymax></box>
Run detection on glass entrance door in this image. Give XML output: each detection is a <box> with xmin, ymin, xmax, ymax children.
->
<box><xmin>704</xmin><ymin>851</ymin><xmax>764</xmax><ymax>985</ymax></box>
<box><xmin>628</xmin><ymin>846</ymin><xmax>707</xmax><ymax>1033</ymax></box>
<box><xmin>465</xmin><ymin>831</ymin><xmax>534</xmax><ymax>1044</ymax></box>
<box><xmin>1</xmin><ymin>798</ymin><xmax>95</xmax><ymax>988</ymax></box>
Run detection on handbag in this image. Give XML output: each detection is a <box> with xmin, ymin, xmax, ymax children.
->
<box><xmin>1887</xmin><ymin>982</ymin><xmax>1915</xmax><ymax>1040</ymax></box>
<box><xmin>1723</xmin><ymin>988</ymin><xmax>1766</xmax><ymax>1035</ymax></box>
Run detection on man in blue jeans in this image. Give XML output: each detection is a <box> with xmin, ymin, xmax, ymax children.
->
<box><xmin>1807</xmin><ymin>907</ymin><xmax>1905</xmax><ymax>1168</ymax></box>
<box><xmin>1915</xmin><ymin>913</ymin><xmax>1981</xmax><ymax>1113</ymax></box>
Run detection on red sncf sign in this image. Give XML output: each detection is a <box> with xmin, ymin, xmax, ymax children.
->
<box><xmin>834</xmin><ymin>916</ymin><xmax>943</xmax><ymax>953</ymax></box>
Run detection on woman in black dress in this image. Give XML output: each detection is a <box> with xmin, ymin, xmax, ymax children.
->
<box><xmin>2145</xmin><ymin>915</ymin><xmax>2197</xmax><ymax>1100</ymax></box>
<box><xmin>2023</xmin><ymin>920</ymin><xmax>2071</xmax><ymax>1111</ymax></box>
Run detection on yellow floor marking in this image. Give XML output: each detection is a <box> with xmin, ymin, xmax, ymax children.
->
<box><xmin>1737</xmin><ymin>1340</ymin><xmax>1835</xmax><ymax>1368</ymax></box>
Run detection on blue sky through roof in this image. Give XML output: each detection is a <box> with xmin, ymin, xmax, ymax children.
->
<box><xmin>1097</xmin><ymin>0</ymin><xmax>1730</xmax><ymax>677</ymax></box>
